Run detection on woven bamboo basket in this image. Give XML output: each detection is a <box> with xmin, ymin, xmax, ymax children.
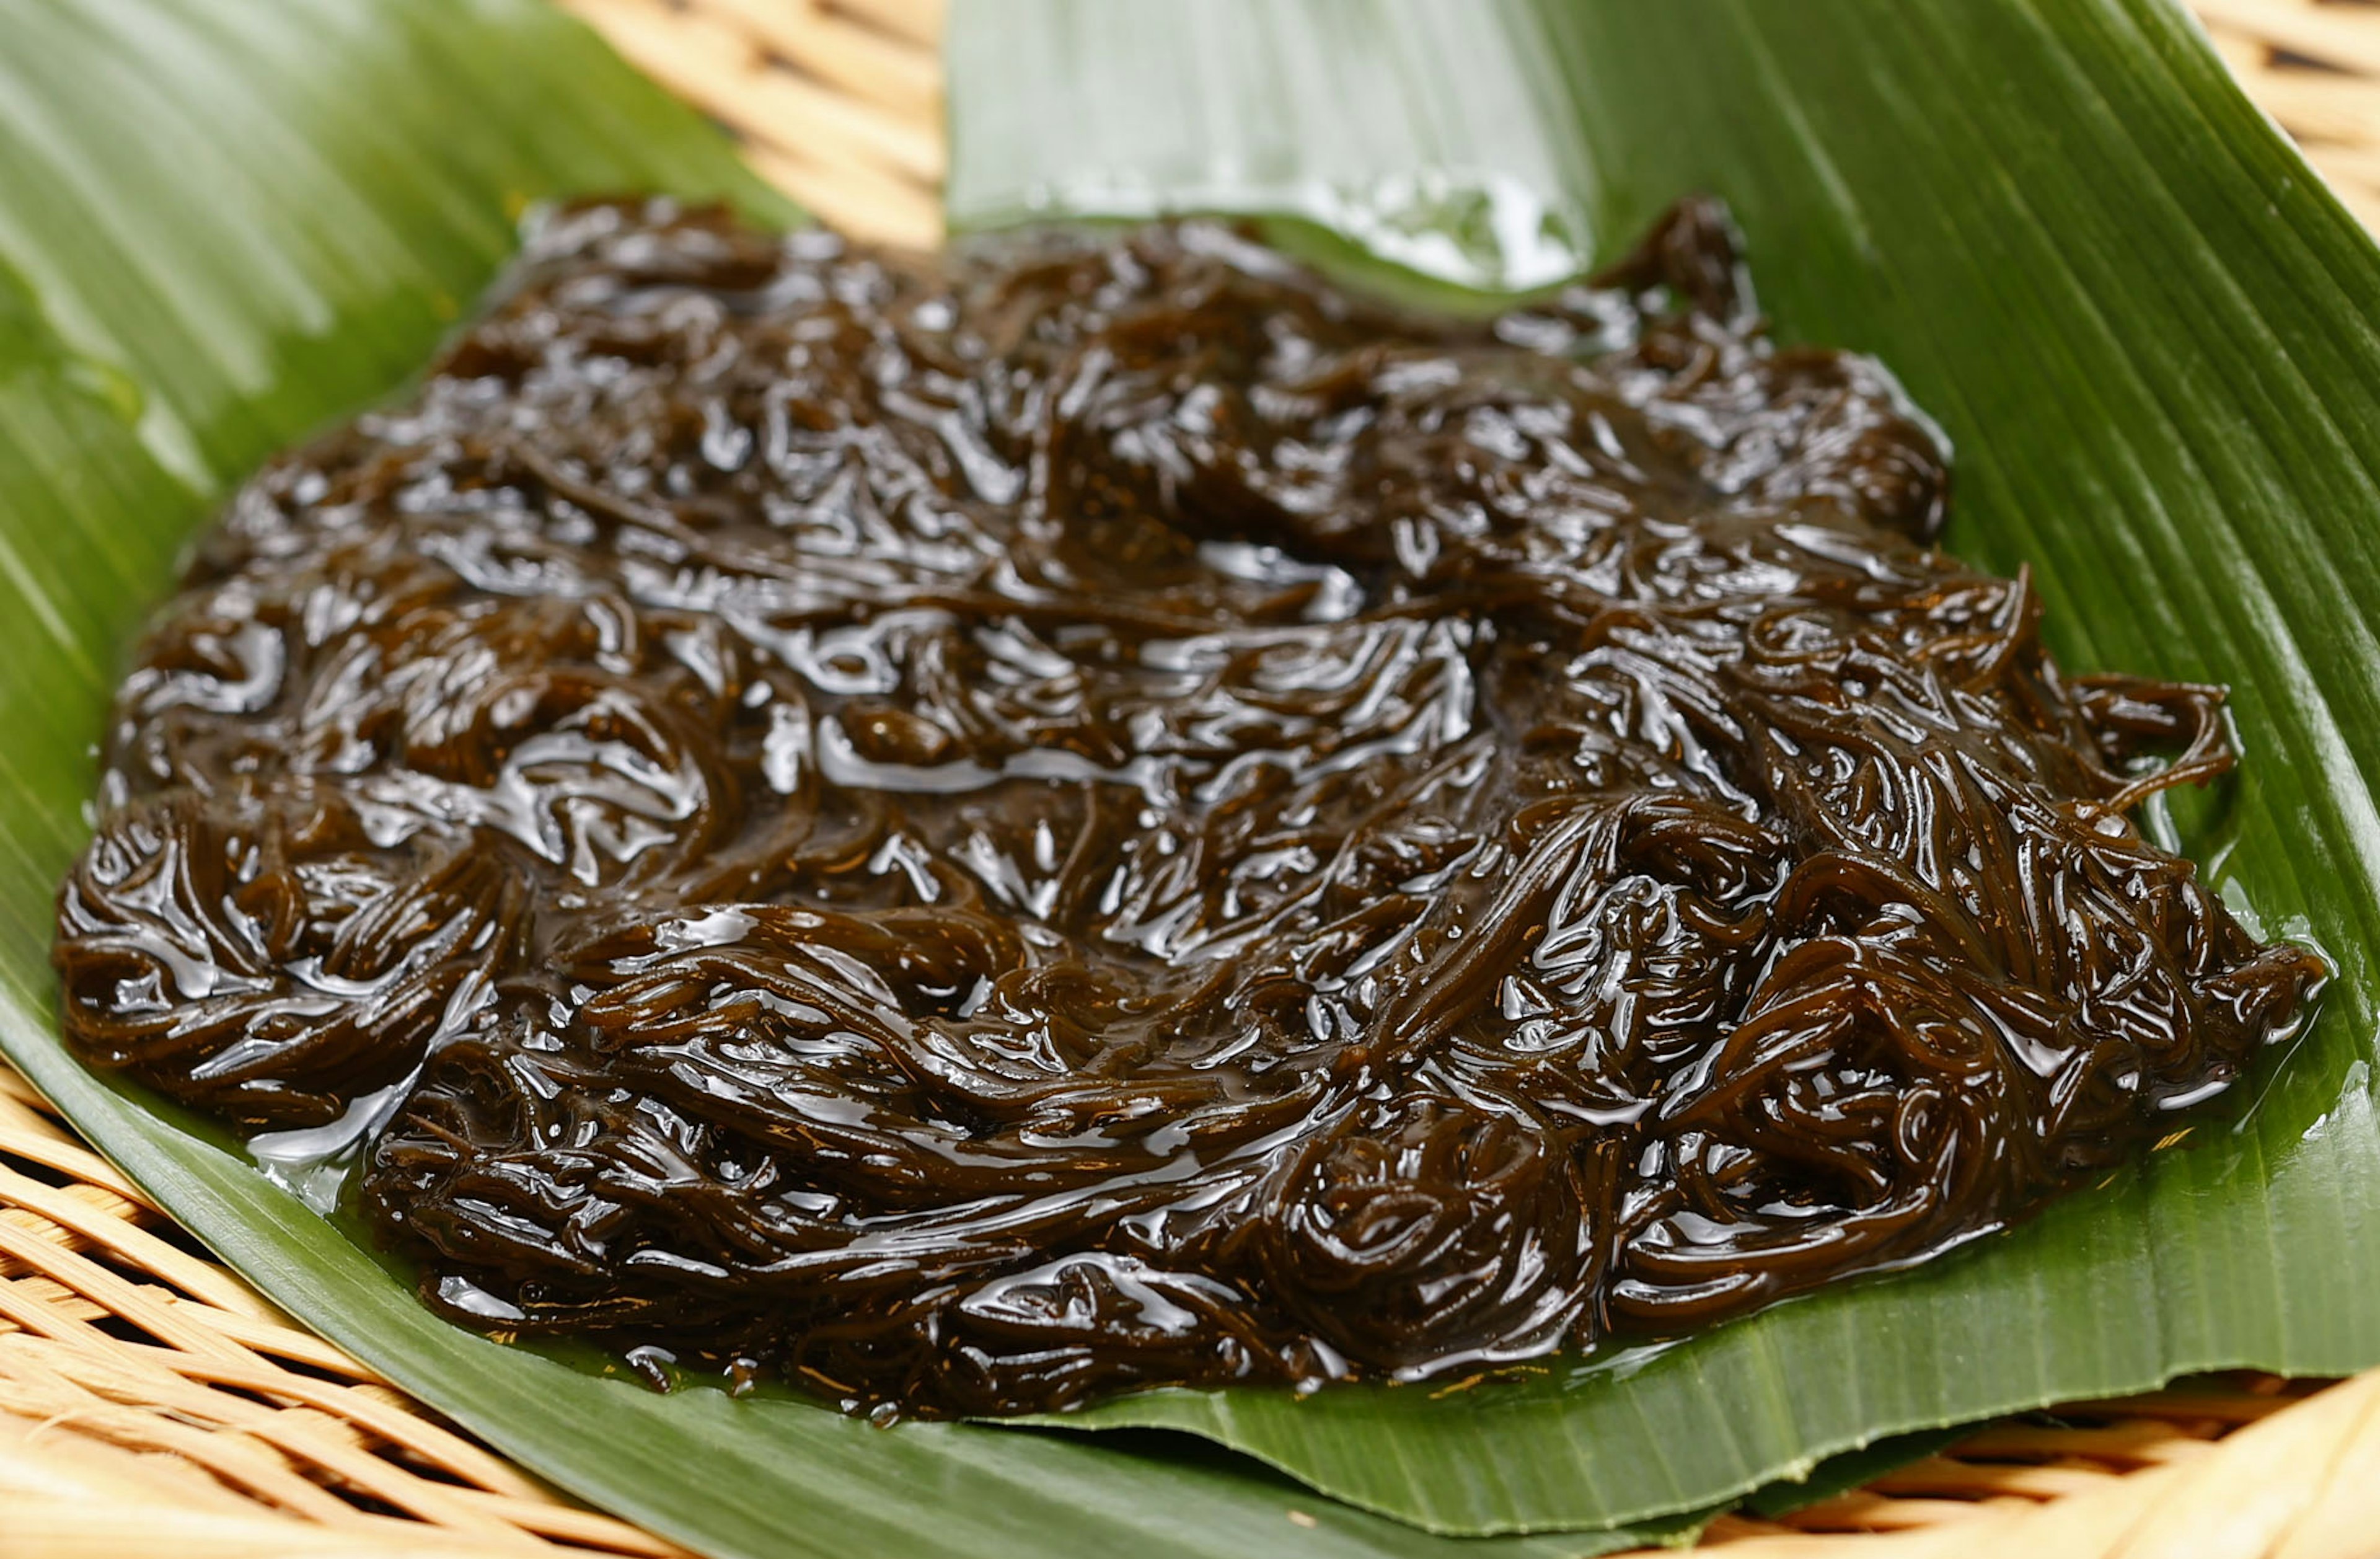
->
<box><xmin>6</xmin><ymin>1</ymin><xmax>2379</xmax><ymax>1555</ymax></box>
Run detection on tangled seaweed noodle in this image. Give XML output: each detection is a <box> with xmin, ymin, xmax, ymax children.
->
<box><xmin>55</xmin><ymin>198</ymin><xmax>2326</xmax><ymax>1417</ymax></box>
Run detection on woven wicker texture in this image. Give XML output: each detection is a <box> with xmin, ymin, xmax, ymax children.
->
<box><xmin>5</xmin><ymin>2</ymin><xmax>2378</xmax><ymax>1555</ymax></box>
<box><xmin>2199</xmin><ymin>0</ymin><xmax>2380</xmax><ymax>229</ymax></box>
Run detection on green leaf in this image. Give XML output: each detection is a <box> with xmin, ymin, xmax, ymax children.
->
<box><xmin>0</xmin><ymin>1</ymin><xmax>1690</xmax><ymax>1555</ymax></box>
<box><xmin>943</xmin><ymin>0</ymin><xmax>2380</xmax><ymax>1535</ymax></box>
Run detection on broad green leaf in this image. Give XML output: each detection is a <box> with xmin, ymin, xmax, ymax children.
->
<box><xmin>945</xmin><ymin>0</ymin><xmax>2380</xmax><ymax>1535</ymax></box>
<box><xmin>0</xmin><ymin>1</ymin><xmax>1691</xmax><ymax>1555</ymax></box>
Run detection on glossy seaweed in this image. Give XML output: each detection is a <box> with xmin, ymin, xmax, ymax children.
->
<box><xmin>53</xmin><ymin>199</ymin><xmax>2325</xmax><ymax>1418</ymax></box>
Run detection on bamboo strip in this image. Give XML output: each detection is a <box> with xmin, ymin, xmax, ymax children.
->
<box><xmin>824</xmin><ymin>0</ymin><xmax>941</xmax><ymax>50</ymax></box>
<box><xmin>691</xmin><ymin>0</ymin><xmax>940</xmax><ymax>118</ymax></box>
<box><xmin>2193</xmin><ymin>0</ymin><xmax>2380</xmax><ymax>78</ymax></box>
<box><xmin>1698</xmin><ymin>1367</ymin><xmax>2380</xmax><ymax>1558</ymax></box>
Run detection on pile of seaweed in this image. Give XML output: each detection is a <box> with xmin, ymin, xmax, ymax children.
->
<box><xmin>54</xmin><ymin>199</ymin><xmax>2324</xmax><ymax>1417</ymax></box>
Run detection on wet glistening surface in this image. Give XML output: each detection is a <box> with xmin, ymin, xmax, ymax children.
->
<box><xmin>54</xmin><ymin>198</ymin><xmax>2325</xmax><ymax>1417</ymax></box>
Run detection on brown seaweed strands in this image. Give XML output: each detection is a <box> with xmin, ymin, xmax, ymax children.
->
<box><xmin>53</xmin><ymin>199</ymin><xmax>2327</xmax><ymax>1418</ymax></box>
